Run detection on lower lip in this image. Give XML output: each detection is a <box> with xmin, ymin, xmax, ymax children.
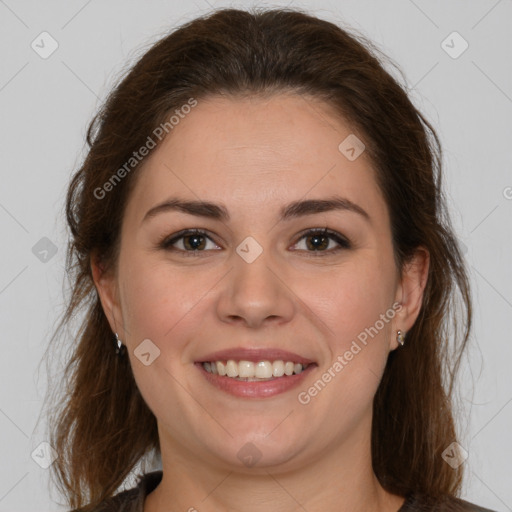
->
<box><xmin>195</xmin><ymin>363</ymin><xmax>317</xmax><ymax>398</ymax></box>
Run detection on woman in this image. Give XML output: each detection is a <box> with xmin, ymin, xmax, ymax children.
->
<box><xmin>43</xmin><ymin>7</ymin><xmax>496</xmax><ymax>512</ymax></box>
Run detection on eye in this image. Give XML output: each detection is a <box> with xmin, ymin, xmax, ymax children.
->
<box><xmin>159</xmin><ymin>229</ymin><xmax>220</xmax><ymax>255</ymax></box>
<box><xmin>159</xmin><ymin>227</ymin><xmax>351</xmax><ymax>257</ymax></box>
<box><xmin>291</xmin><ymin>228</ymin><xmax>351</xmax><ymax>255</ymax></box>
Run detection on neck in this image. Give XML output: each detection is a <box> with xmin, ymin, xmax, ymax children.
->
<box><xmin>144</xmin><ymin>414</ymin><xmax>405</xmax><ymax>512</ymax></box>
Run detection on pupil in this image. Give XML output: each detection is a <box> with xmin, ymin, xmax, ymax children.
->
<box><xmin>308</xmin><ymin>234</ymin><xmax>327</xmax><ymax>250</ymax></box>
<box><xmin>186</xmin><ymin>235</ymin><xmax>205</xmax><ymax>250</ymax></box>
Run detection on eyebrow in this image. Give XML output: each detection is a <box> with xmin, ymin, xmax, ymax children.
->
<box><xmin>141</xmin><ymin>195</ymin><xmax>370</xmax><ymax>225</ymax></box>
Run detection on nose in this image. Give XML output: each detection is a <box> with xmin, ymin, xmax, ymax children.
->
<box><xmin>215</xmin><ymin>243</ymin><xmax>295</xmax><ymax>329</ymax></box>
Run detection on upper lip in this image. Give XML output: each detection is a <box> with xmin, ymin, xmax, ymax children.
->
<box><xmin>196</xmin><ymin>347</ymin><xmax>316</xmax><ymax>365</ymax></box>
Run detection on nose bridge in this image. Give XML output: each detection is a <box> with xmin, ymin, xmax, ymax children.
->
<box><xmin>216</xmin><ymin>234</ymin><xmax>294</xmax><ymax>327</ymax></box>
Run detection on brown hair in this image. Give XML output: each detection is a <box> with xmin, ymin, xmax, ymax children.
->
<box><xmin>42</xmin><ymin>7</ymin><xmax>472</xmax><ymax>510</ymax></box>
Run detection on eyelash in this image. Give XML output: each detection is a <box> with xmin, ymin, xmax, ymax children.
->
<box><xmin>158</xmin><ymin>227</ymin><xmax>351</xmax><ymax>257</ymax></box>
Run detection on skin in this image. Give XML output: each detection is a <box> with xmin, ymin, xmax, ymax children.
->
<box><xmin>92</xmin><ymin>92</ymin><xmax>429</xmax><ymax>512</ymax></box>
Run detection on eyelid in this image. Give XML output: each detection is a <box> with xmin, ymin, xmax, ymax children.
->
<box><xmin>159</xmin><ymin>227</ymin><xmax>351</xmax><ymax>255</ymax></box>
<box><xmin>159</xmin><ymin>228</ymin><xmax>221</xmax><ymax>255</ymax></box>
<box><xmin>291</xmin><ymin>227</ymin><xmax>351</xmax><ymax>252</ymax></box>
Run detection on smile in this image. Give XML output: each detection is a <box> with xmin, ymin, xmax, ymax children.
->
<box><xmin>196</xmin><ymin>359</ymin><xmax>317</xmax><ymax>398</ymax></box>
<box><xmin>202</xmin><ymin>359</ymin><xmax>312</xmax><ymax>380</ymax></box>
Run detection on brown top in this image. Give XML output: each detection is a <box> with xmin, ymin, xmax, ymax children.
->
<box><xmin>82</xmin><ymin>470</ymin><xmax>497</xmax><ymax>512</ymax></box>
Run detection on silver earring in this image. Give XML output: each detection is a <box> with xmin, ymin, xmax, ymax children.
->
<box><xmin>115</xmin><ymin>332</ymin><xmax>125</xmax><ymax>355</ymax></box>
<box><xmin>397</xmin><ymin>330</ymin><xmax>405</xmax><ymax>346</ymax></box>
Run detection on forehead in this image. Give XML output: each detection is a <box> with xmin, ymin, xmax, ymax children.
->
<box><xmin>124</xmin><ymin>93</ymin><xmax>388</xmax><ymax>226</ymax></box>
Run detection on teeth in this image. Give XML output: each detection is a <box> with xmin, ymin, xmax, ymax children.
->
<box><xmin>217</xmin><ymin>361</ymin><xmax>227</xmax><ymax>376</ymax></box>
<box><xmin>202</xmin><ymin>359</ymin><xmax>310</xmax><ymax>379</ymax></box>
<box><xmin>239</xmin><ymin>361</ymin><xmax>254</xmax><ymax>378</ymax></box>
<box><xmin>272</xmin><ymin>360</ymin><xmax>285</xmax><ymax>377</ymax></box>
<box><xmin>255</xmin><ymin>361</ymin><xmax>272</xmax><ymax>379</ymax></box>
<box><xmin>226</xmin><ymin>360</ymin><xmax>238</xmax><ymax>378</ymax></box>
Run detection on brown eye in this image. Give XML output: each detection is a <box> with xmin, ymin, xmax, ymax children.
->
<box><xmin>292</xmin><ymin>228</ymin><xmax>351</xmax><ymax>254</ymax></box>
<box><xmin>160</xmin><ymin>229</ymin><xmax>221</xmax><ymax>254</ymax></box>
<box><xmin>304</xmin><ymin>232</ymin><xmax>330</xmax><ymax>251</ymax></box>
<box><xmin>180</xmin><ymin>233</ymin><xmax>207</xmax><ymax>250</ymax></box>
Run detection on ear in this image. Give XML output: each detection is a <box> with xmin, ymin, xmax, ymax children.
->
<box><xmin>90</xmin><ymin>251</ymin><xmax>123</xmax><ymax>337</ymax></box>
<box><xmin>391</xmin><ymin>246</ymin><xmax>430</xmax><ymax>350</ymax></box>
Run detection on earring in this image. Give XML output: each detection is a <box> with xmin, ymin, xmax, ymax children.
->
<box><xmin>397</xmin><ymin>330</ymin><xmax>405</xmax><ymax>346</ymax></box>
<box><xmin>114</xmin><ymin>332</ymin><xmax>126</xmax><ymax>355</ymax></box>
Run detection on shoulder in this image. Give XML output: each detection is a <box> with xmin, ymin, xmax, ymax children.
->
<box><xmin>70</xmin><ymin>470</ymin><xmax>163</xmax><ymax>512</ymax></box>
<box><xmin>400</xmin><ymin>492</ymin><xmax>498</xmax><ymax>512</ymax></box>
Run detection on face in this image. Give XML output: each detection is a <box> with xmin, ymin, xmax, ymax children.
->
<box><xmin>94</xmin><ymin>92</ymin><xmax>426</xmax><ymax>474</ymax></box>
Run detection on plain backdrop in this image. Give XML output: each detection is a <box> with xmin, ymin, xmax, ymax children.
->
<box><xmin>0</xmin><ymin>1</ymin><xmax>511</xmax><ymax>511</ymax></box>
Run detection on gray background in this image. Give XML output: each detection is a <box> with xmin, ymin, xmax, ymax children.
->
<box><xmin>0</xmin><ymin>0</ymin><xmax>511</xmax><ymax>511</ymax></box>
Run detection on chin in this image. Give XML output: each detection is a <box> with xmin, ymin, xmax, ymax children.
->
<box><xmin>208</xmin><ymin>428</ymin><xmax>309</xmax><ymax>472</ymax></box>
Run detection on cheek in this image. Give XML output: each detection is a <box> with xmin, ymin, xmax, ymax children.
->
<box><xmin>119</xmin><ymin>255</ymin><xmax>188</xmax><ymax>344</ymax></box>
<box><xmin>297</xmin><ymin>255</ymin><xmax>396</xmax><ymax>345</ymax></box>
<box><xmin>118</xmin><ymin>259</ymin><xmax>207</xmax><ymax>418</ymax></box>
<box><xmin>294</xmin><ymin>259</ymin><xmax>396</xmax><ymax>426</ymax></box>
<box><xmin>119</xmin><ymin>254</ymin><xmax>227</xmax><ymax>355</ymax></box>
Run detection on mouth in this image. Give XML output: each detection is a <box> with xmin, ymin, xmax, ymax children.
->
<box><xmin>200</xmin><ymin>359</ymin><xmax>314</xmax><ymax>380</ymax></box>
<box><xmin>195</xmin><ymin>348</ymin><xmax>318</xmax><ymax>398</ymax></box>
